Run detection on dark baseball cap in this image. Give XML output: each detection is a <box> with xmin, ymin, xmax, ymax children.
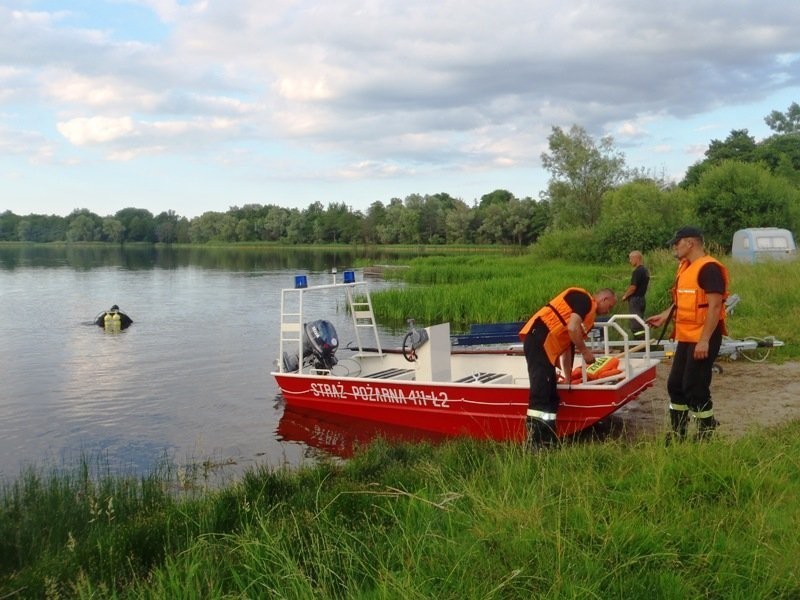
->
<box><xmin>667</xmin><ymin>226</ymin><xmax>703</xmax><ymax>246</ymax></box>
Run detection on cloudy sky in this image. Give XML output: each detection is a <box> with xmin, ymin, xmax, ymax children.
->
<box><xmin>2</xmin><ymin>1</ymin><xmax>799</xmax><ymax>219</ymax></box>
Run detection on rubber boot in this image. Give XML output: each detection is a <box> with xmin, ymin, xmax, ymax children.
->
<box><xmin>526</xmin><ymin>417</ymin><xmax>557</xmax><ymax>451</ymax></box>
<box><xmin>665</xmin><ymin>409</ymin><xmax>689</xmax><ymax>446</ymax></box>
<box><xmin>694</xmin><ymin>416</ymin><xmax>719</xmax><ymax>442</ymax></box>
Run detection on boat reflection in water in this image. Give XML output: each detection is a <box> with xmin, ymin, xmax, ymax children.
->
<box><xmin>276</xmin><ymin>401</ymin><xmax>449</xmax><ymax>459</ymax></box>
<box><xmin>275</xmin><ymin>397</ymin><xmax>639</xmax><ymax>460</ymax></box>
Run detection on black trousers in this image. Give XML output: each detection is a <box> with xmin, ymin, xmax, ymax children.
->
<box><xmin>628</xmin><ymin>296</ymin><xmax>646</xmax><ymax>335</ymax></box>
<box><xmin>666</xmin><ymin>328</ymin><xmax>723</xmax><ymax>414</ymax></box>
<box><xmin>523</xmin><ymin>329</ymin><xmax>559</xmax><ymax>415</ymax></box>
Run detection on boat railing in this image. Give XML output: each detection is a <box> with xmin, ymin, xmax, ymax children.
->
<box><xmin>568</xmin><ymin>314</ymin><xmax>651</xmax><ymax>384</ymax></box>
<box><xmin>578</xmin><ymin>314</ymin><xmax>652</xmax><ymax>383</ymax></box>
<box><xmin>277</xmin><ymin>271</ymin><xmax>383</xmax><ymax>374</ymax></box>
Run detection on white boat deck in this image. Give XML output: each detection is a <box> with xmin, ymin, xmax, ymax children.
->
<box><xmin>276</xmin><ymin>272</ymin><xmax>659</xmax><ymax>389</ymax></box>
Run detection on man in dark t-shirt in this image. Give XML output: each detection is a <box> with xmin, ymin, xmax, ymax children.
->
<box><xmin>621</xmin><ymin>250</ymin><xmax>649</xmax><ymax>337</ymax></box>
<box><xmin>647</xmin><ymin>227</ymin><xmax>728</xmax><ymax>443</ymax></box>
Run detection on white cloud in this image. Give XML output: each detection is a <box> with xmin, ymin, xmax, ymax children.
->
<box><xmin>3</xmin><ymin>0</ymin><xmax>800</xmax><ymax>217</ymax></box>
<box><xmin>44</xmin><ymin>73</ymin><xmax>134</xmax><ymax>107</ymax></box>
<box><xmin>57</xmin><ymin>116</ymin><xmax>135</xmax><ymax>145</ymax></box>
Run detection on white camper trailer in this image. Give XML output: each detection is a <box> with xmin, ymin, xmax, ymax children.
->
<box><xmin>731</xmin><ymin>227</ymin><xmax>797</xmax><ymax>263</ymax></box>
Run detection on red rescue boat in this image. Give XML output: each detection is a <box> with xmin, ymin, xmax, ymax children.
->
<box><xmin>271</xmin><ymin>272</ymin><xmax>658</xmax><ymax>442</ymax></box>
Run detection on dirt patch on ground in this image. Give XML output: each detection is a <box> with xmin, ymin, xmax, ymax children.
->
<box><xmin>616</xmin><ymin>360</ymin><xmax>800</xmax><ymax>440</ymax></box>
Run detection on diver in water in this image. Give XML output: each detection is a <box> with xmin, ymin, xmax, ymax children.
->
<box><xmin>95</xmin><ymin>305</ymin><xmax>134</xmax><ymax>331</ymax></box>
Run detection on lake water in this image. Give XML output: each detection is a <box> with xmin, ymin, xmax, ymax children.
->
<box><xmin>0</xmin><ymin>246</ymin><xmax>407</xmax><ymax>484</ymax></box>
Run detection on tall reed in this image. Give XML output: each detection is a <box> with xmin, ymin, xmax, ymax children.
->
<box><xmin>371</xmin><ymin>253</ymin><xmax>800</xmax><ymax>357</ymax></box>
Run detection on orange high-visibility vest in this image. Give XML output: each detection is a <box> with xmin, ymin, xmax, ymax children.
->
<box><xmin>673</xmin><ymin>255</ymin><xmax>729</xmax><ymax>342</ymax></box>
<box><xmin>519</xmin><ymin>287</ymin><xmax>597</xmax><ymax>365</ymax></box>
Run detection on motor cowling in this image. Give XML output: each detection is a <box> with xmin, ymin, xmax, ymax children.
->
<box><xmin>303</xmin><ymin>319</ymin><xmax>339</xmax><ymax>370</ymax></box>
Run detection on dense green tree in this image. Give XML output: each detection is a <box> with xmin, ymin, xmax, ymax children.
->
<box><xmin>0</xmin><ymin>210</ymin><xmax>21</xmax><ymax>241</ymax></box>
<box><xmin>283</xmin><ymin>209</ymin><xmax>306</xmax><ymax>244</ymax></box>
<box><xmin>541</xmin><ymin>125</ymin><xmax>627</xmax><ymax>229</ymax></box>
<box><xmin>261</xmin><ymin>206</ymin><xmax>290</xmax><ymax>241</ymax></box>
<box><xmin>595</xmin><ymin>181</ymin><xmax>694</xmax><ymax>260</ymax></box>
<box><xmin>235</xmin><ymin>218</ymin><xmax>255</xmax><ymax>241</ymax></box>
<box><xmin>418</xmin><ymin>194</ymin><xmax>451</xmax><ymax>244</ymax></box>
<box><xmin>102</xmin><ymin>218</ymin><xmax>125</xmax><ymax>243</ymax></box>
<box><xmin>376</xmin><ymin>198</ymin><xmax>404</xmax><ymax>244</ymax></box>
<box><xmin>473</xmin><ymin>189</ymin><xmax>516</xmax><ymax>244</ymax></box>
<box><xmin>154</xmin><ymin>210</ymin><xmax>184</xmax><ymax>244</ymax></box>
<box><xmin>228</xmin><ymin>204</ymin><xmax>269</xmax><ymax>224</ymax></box>
<box><xmin>115</xmin><ymin>208</ymin><xmax>156</xmax><ymax>242</ymax></box>
<box><xmin>525</xmin><ymin>197</ymin><xmax>552</xmax><ymax>244</ymax></box>
<box><xmin>398</xmin><ymin>197</ymin><xmax>422</xmax><ymax>244</ymax></box>
<box><xmin>706</xmin><ymin>129</ymin><xmax>758</xmax><ymax>162</ymax></box>
<box><xmin>508</xmin><ymin>197</ymin><xmax>542</xmax><ymax>246</ymax></box>
<box><xmin>478</xmin><ymin>189</ymin><xmax>514</xmax><ymax>209</ymax></box>
<box><xmin>765</xmin><ymin>102</ymin><xmax>800</xmax><ymax>134</ymax></box>
<box><xmin>362</xmin><ymin>201</ymin><xmax>387</xmax><ymax>244</ymax></box>
<box><xmin>319</xmin><ymin>202</ymin><xmax>361</xmax><ymax>244</ymax></box>
<box><xmin>16</xmin><ymin>219</ymin><xmax>32</xmax><ymax>242</ymax></box>
<box><xmin>476</xmin><ymin>202</ymin><xmax>509</xmax><ymax>243</ymax></box>
<box><xmin>65</xmin><ymin>209</ymin><xmax>103</xmax><ymax>243</ymax></box>
<box><xmin>444</xmin><ymin>201</ymin><xmax>474</xmax><ymax>244</ymax></box>
<box><xmin>681</xmin><ymin>129</ymin><xmax>758</xmax><ymax>188</ymax></box>
<box><xmin>189</xmin><ymin>211</ymin><xmax>227</xmax><ymax>243</ymax></box>
<box><xmin>15</xmin><ymin>214</ymin><xmax>66</xmax><ymax>242</ymax></box>
<box><xmin>216</xmin><ymin>214</ymin><xmax>238</xmax><ymax>242</ymax></box>
<box><xmin>66</xmin><ymin>213</ymin><xmax>99</xmax><ymax>242</ymax></box>
<box><xmin>755</xmin><ymin>134</ymin><xmax>800</xmax><ymax>184</ymax></box>
<box><xmin>692</xmin><ymin>160</ymin><xmax>800</xmax><ymax>249</ymax></box>
<box><xmin>302</xmin><ymin>202</ymin><xmax>326</xmax><ymax>244</ymax></box>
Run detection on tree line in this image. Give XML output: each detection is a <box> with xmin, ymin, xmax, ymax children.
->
<box><xmin>3</xmin><ymin>103</ymin><xmax>799</xmax><ymax>261</ymax></box>
<box><xmin>0</xmin><ymin>193</ymin><xmax>551</xmax><ymax>247</ymax></box>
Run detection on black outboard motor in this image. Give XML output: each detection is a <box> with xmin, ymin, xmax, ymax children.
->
<box><xmin>303</xmin><ymin>319</ymin><xmax>339</xmax><ymax>370</ymax></box>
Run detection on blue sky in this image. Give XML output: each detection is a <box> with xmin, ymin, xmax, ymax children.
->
<box><xmin>2</xmin><ymin>0</ymin><xmax>799</xmax><ymax>219</ymax></box>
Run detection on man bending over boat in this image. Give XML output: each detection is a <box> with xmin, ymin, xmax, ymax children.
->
<box><xmin>519</xmin><ymin>287</ymin><xmax>617</xmax><ymax>449</ymax></box>
<box><xmin>95</xmin><ymin>304</ymin><xmax>134</xmax><ymax>331</ymax></box>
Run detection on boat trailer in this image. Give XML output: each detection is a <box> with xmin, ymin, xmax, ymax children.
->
<box><xmin>450</xmin><ymin>294</ymin><xmax>785</xmax><ymax>371</ymax></box>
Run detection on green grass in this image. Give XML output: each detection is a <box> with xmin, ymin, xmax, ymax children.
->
<box><xmin>3</xmin><ymin>425</ymin><xmax>800</xmax><ymax>598</ymax></box>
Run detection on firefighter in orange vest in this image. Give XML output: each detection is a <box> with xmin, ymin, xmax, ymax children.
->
<box><xmin>519</xmin><ymin>287</ymin><xmax>617</xmax><ymax>449</ymax></box>
<box><xmin>647</xmin><ymin>226</ymin><xmax>729</xmax><ymax>443</ymax></box>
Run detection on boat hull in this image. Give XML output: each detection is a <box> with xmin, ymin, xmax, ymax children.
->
<box><xmin>273</xmin><ymin>364</ymin><xmax>657</xmax><ymax>441</ymax></box>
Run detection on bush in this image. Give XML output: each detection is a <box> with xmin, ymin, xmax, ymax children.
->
<box><xmin>529</xmin><ymin>227</ymin><xmax>601</xmax><ymax>263</ymax></box>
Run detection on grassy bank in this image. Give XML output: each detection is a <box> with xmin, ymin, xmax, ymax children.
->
<box><xmin>371</xmin><ymin>252</ymin><xmax>800</xmax><ymax>358</ymax></box>
<box><xmin>2</xmin><ymin>424</ymin><xmax>800</xmax><ymax>598</ymax></box>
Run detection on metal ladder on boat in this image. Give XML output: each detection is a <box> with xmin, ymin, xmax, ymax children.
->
<box><xmin>278</xmin><ymin>287</ymin><xmax>304</xmax><ymax>372</ymax></box>
<box><xmin>345</xmin><ymin>281</ymin><xmax>383</xmax><ymax>356</ymax></box>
